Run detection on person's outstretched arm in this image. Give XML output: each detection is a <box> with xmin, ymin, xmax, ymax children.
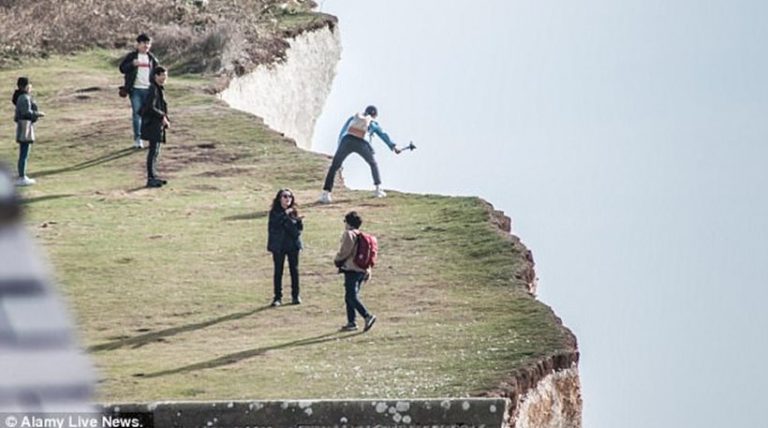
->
<box><xmin>369</xmin><ymin>121</ymin><xmax>400</xmax><ymax>152</ymax></box>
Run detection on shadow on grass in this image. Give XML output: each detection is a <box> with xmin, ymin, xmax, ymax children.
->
<box><xmin>223</xmin><ymin>210</ymin><xmax>269</xmax><ymax>221</ymax></box>
<box><xmin>302</xmin><ymin>200</ymin><xmax>352</xmax><ymax>208</ymax></box>
<box><xmin>34</xmin><ymin>148</ymin><xmax>138</xmax><ymax>178</ymax></box>
<box><xmin>20</xmin><ymin>194</ymin><xmax>75</xmax><ymax>205</ymax></box>
<box><xmin>88</xmin><ymin>306</ymin><xmax>272</xmax><ymax>352</ymax></box>
<box><xmin>137</xmin><ymin>330</ymin><xmax>362</xmax><ymax>378</ymax></box>
<box><xmin>222</xmin><ymin>199</ymin><xmax>355</xmax><ymax>221</ymax></box>
<box><xmin>126</xmin><ymin>185</ymin><xmax>150</xmax><ymax>193</ymax></box>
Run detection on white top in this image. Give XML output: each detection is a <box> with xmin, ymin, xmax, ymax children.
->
<box><xmin>134</xmin><ymin>53</ymin><xmax>151</xmax><ymax>89</ymax></box>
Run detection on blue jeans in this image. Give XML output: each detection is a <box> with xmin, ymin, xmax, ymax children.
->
<box><xmin>323</xmin><ymin>135</ymin><xmax>381</xmax><ymax>191</ymax></box>
<box><xmin>18</xmin><ymin>143</ymin><xmax>31</xmax><ymax>177</ymax></box>
<box><xmin>130</xmin><ymin>88</ymin><xmax>150</xmax><ymax>141</ymax></box>
<box><xmin>344</xmin><ymin>271</ymin><xmax>370</xmax><ymax>325</ymax></box>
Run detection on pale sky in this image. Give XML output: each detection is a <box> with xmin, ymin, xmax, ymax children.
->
<box><xmin>313</xmin><ymin>1</ymin><xmax>768</xmax><ymax>427</ymax></box>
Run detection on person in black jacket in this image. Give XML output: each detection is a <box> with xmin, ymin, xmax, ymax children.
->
<box><xmin>118</xmin><ymin>33</ymin><xmax>160</xmax><ymax>149</ymax></box>
<box><xmin>267</xmin><ymin>188</ymin><xmax>303</xmax><ymax>306</ymax></box>
<box><xmin>141</xmin><ymin>66</ymin><xmax>170</xmax><ymax>188</ymax></box>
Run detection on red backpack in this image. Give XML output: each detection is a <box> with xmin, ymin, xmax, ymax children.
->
<box><xmin>354</xmin><ymin>232</ymin><xmax>378</xmax><ymax>269</ymax></box>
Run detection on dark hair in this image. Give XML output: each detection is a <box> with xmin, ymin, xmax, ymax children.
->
<box><xmin>344</xmin><ymin>211</ymin><xmax>362</xmax><ymax>229</ymax></box>
<box><xmin>154</xmin><ymin>66</ymin><xmax>167</xmax><ymax>75</ymax></box>
<box><xmin>271</xmin><ymin>188</ymin><xmax>297</xmax><ymax>216</ymax></box>
<box><xmin>11</xmin><ymin>77</ymin><xmax>29</xmax><ymax>106</ymax></box>
<box><xmin>364</xmin><ymin>105</ymin><xmax>378</xmax><ymax>116</ymax></box>
<box><xmin>137</xmin><ymin>33</ymin><xmax>151</xmax><ymax>43</ymax></box>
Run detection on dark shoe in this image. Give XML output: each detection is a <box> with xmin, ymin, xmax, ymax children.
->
<box><xmin>364</xmin><ymin>314</ymin><xmax>377</xmax><ymax>332</ymax></box>
<box><xmin>146</xmin><ymin>179</ymin><xmax>164</xmax><ymax>188</ymax></box>
<box><xmin>157</xmin><ymin>178</ymin><xmax>168</xmax><ymax>185</ymax></box>
<box><xmin>291</xmin><ymin>297</ymin><xmax>301</xmax><ymax>305</ymax></box>
<box><xmin>340</xmin><ymin>323</ymin><xmax>358</xmax><ymax>332</ymax></box>
<box><xmin>270</xmin><ymin>299</ymin><xmax>282</xmax><ymax>307</ymax></box>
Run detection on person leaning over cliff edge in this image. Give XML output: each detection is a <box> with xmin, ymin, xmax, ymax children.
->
<box><xmin>12</xmin><ymin>77</ymin><xmax>45</xmax><ymax>187</ymax></box>
<box><xmin>141</xmin><ymin>66</ymin><xmax>170</xmax><ymax>188</ymax></box>
<box><xmin>267</xmin><ymin>188</ymin><xmax>304</xmax><ymax>307</ymax></box>
<box><xmin>319</xmin><ymin>105</ymin><xmax>403</xmax><ymax>203</ymax></box>
<box><xmin>119</xmin><ymin>33</ymin><xmax>160</xmax><ymax>149</ymax></box>
<box><xmin>334</xmin><ymin>211</ymin><xmax>376</xmax><ymax>332</ymax></box>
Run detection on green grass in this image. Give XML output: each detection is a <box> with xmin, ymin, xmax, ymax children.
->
<box><xmin>0</xmin><ymin>52</ymin><xmax>572</xmax><ymax>401</ymax></box>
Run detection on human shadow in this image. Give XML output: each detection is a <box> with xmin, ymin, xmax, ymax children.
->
<box><xmin>126</xmin><ymin>185</ymin><xmax>151</xmax><ymax>193</ymax></box>
<box><xmin>303</xmin><ymin>199</ymin><xmax>352</xmax><ymax>208</ymax></box>
<box><xmin>20</xmin><ymin>194</ymin><xmax>75</xmax><ymax>205</ymax></box>
<box><xmin>88</xmin><ymin>306</ymin><xmax>271</xmax><ymax>352</ymax></box>
<box><xmin>35</xmin><ymin>148</ymin><xmax>138</xmax><ymax>178</ymax></box>
<box><xmin>222</xmin><ymin>199</ymin><xmax>353</xmax><ymax>222</ymax></box>
<box><xmin>222</xmin><ymin>210</ymin><xmax>269</xmax><ymax>221</ymax></box>
<box><xmin>138</xmin><ymin>330</ymin><xmax>363</xmax><ymax>378</ymax></box>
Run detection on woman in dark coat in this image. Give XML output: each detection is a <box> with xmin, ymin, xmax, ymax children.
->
<box><xmin>267</xmin><ymin>188</ymin><xmax>303</xmax><ymax>306</ymax></box>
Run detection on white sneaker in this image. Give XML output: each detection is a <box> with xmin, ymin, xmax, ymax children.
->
<box><xmin>133</xmin><ymin>139</ymin><xmax>144</xmax><ymax>149</ymax></box>
<box><xmin>319</xmin><ymin>191</ymin><xmax>332</xmax><ymax>204</ymax></box>
<box><xmin>374</xmin><ymin>188</ymin><xmax>387</xmax><ymax>198</ymax></box>
<box><xmin>15</xmin><ymin>176</ymin><xmax>36</xmax><ymax>186</ymax></box>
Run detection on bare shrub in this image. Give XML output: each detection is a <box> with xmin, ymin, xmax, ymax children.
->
<box><xmin>0</xmin><ymin>0</ymin><xmax>330</xmax><ymax>75</ymax></box>
<box><xmin>153</xmin><ymin>23</ymin><xmax>243</xmax><ymax>74</ymax></box>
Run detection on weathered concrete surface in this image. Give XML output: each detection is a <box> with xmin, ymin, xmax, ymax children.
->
<box><xmin>103</xmin><ymin>398</ymin><xmax>508</xmax><ymax>427</ymax></box>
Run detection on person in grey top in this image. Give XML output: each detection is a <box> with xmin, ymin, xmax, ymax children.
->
<box><xmin>12</xmin><ymin>77</ymin><xmax>45</xmax><ymax>187</ymax></box>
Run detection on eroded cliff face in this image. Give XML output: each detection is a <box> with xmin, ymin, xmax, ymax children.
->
<box><xmin>483</xmin><ymin>203</ymin><xmax>582</xmax><ymax>427</ymax></box>
<box><xmin>218</xmin><ymin>24</ymin><xmax>341</xmax><ymax>150</ymax></box>
<box><xmin>512</xmin><ymin>366</ymin><xmax>582</xmax><ymax>428</ymax></box>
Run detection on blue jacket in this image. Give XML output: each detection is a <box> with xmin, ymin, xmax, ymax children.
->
<box><xmin>338</xmin><ymin>116</ymin><xmax>396</xmax><ymax>151</ymax></box>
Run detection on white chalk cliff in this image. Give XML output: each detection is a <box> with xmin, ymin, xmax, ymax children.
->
<box><xmin>218</xmin><ymin>25</ymin><xmax>341</xmax><ymax>151</ymax></box>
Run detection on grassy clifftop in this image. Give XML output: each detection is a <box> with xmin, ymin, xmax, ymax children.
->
<box><xmin>0</xmin><ymin>51</ymin><xmax>575</xmax><ymax>401</ymax></box>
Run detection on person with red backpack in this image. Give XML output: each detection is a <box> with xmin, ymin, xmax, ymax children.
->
<box><xmin>334</xmin><ymin>211</ymin><xmax>377</xmax><ymax>332</ymax></box>
<box><xmin>319</xmin><ymin>105</ymin><xmax>403</xmax><ymax>203</ymax></box>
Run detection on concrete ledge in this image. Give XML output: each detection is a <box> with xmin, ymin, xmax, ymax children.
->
<box><xmin>102</xmin><ymin>398</ymin><xmax>509</xmax><ymax>427</ymax></box>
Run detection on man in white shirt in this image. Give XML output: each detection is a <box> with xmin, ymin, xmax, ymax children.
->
<box><xmin>119</xmin><ymin>33</ymin><xmax>160</xmax><ymax>149</ymax></box>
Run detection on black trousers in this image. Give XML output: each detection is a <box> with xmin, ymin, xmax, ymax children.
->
<box><xmin>272</xmin><ymin>250</ymin><xmax>300</xmax><ymax>301</ymax></box>
<box><xmin>322</xmin><ymin>135</ymin><xmax>381</xmax><ymax>191</ymax></box>
<box><xmin>146</xmin><ymin>141</ymin><xmax>161</xmax><ymax>180</ymax></box>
